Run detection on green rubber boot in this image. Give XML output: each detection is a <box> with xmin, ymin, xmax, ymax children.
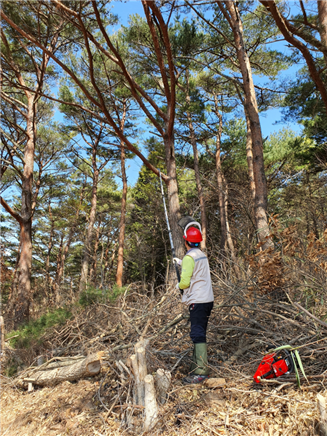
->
<box><xmin>193</xmin><ymin>343</ymin><xmax>209</xmax><ymax>376</ymax></box>
<box><xmin>184</xmin><ymin>343</ymin><xmax>209</xmax><ymax>384</ymax></box>
<box><xmin>190</xmin><ymin>346</ymin><xmax>197</xmax><ymax>373</ymax></box>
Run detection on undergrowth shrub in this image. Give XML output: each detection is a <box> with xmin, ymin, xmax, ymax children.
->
<box><xmin>6</xmin><ymin>307</ymin><xmax>72</xmax><ymax>349</ymax></box>
<box><xmin>78</xmin><ymin>284</ymin><xmax>128</xmax><ymax>307</ymax></box>
<box><xmin>248</xmin><ymin>217</ymin><xmax>327</xmax><ymax>316</ymax></box>
<box><xmin>4</xmin><ymin>358</ymin><xmax>19</xmax><ymax>377</ymax></box>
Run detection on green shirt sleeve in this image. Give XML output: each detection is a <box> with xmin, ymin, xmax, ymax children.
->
<box><xmin>179</xmin><ymin>255</ymin><xmax>195</xmax><ymax>289</ymax></box>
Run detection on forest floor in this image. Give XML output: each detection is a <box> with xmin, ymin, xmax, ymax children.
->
<box><xmin>1</xmin><ymin>280</ymin><xmax>327</xmax><ymax>436</ymax></box>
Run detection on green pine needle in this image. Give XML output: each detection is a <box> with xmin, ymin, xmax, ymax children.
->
<box><xmin>291</xmin><ymin>352</ymin><xmax>301</xmax><ymax>388</ymax></box>
<box><xmin>294</xmin><ymin>349</ymin><xmax>308</xmax><ymax>382</ymax></box>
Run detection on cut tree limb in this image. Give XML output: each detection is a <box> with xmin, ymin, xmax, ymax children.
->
<box><xmin>292</xmin><ymin>302</ymin><xmax>327</xmax><ymax>330</ymax></box>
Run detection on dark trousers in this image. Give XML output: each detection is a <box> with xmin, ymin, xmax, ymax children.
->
<box><xmin>189</xmin><ymin>302</ymin><xmax>213</xmax><ymax>344</ymax></box>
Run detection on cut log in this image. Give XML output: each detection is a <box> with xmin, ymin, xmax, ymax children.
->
<box><xmin>22</xmin><ymin>353</ymin><xmax>102</xmax><ymax>386</ymax></box>
<box><xmin>155</xmin><ymin>368</ymin><xmax>171</xmax><ymax>404</ymax></box>
<box><xmin>144</xmin><ymin>374</ymin><xmax>159</xmax><ymax>431</ymax></box>
<box><xmin>317</xmin><ymin>393</ymin><xmax>327</xmax><ymax>436</ymax></box>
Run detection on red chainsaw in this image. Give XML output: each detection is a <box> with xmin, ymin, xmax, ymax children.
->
<box><xmin>253</xmin><ymin>348</ymin><xmax>294</xmax><ymax>383</ymax></box>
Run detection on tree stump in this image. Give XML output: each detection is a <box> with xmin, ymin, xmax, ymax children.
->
<box><xmin>128</xmin><ymin>339</ymin><xmax>171</xmax><ymax>431</ymax></box>
<box><xmin>155</xmin><ymin>368</ymin><xmax>171</xmax><ymax>404</ymax></box>
<box><xmin>130</xmin><ymin>345</ymin><xmax>147</xmax><ymax>406</ymax></box>
<box><xmin>144</xmin><ymin>374</ymin><xmax>159</xmax><ymax>431</ymax></box>
<box><xmin>317</xmin><ymin>393</ymin><xmax>327</xmax><ymax>436</ymax></box>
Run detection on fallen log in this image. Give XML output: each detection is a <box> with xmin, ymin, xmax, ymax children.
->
<box><xmin>21</xmin><ymin>352</ymin><xmax>103</xmax><ymax>387</ymax></box>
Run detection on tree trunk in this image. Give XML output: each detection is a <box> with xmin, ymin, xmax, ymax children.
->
<box><xmin>13</xmin><ymin>101</ymin><xmax>35</xmax><ymax>327</ymax></box>
<box><xmin>164</xmin><ymin>133</ymin><xmax>183</xmax><ymax>273</ymax></box>
<box><xmin>116</xmin><ymin>145</ymin><xmax>127</xmax><ymax>288</ymax></box>
<box><xmin>185</xmin><ymin>73</ymin><xmax>207</xmax><ymax>250</ymax></box>
<box><xmin>53</xmin><ymin>235</ymin><xmax>64</xmax><ymax>305</ymax></box>
<box><xmin>245</xmin><ymin>109</ymin><xmax>256</xmax><ymax>204</ymax></box>
<box><xmin>100</xmin><ymin>234</ymin><xmax>111</xmax><ymax>289</ymax></box>
<box><xmin>104</xmin><ymin>238</ymin><xmax>118</xmax><ymax>287</ymax></box>
<box><xmin>221</xmin><ymin>1</ymin><xmax>272</xmax><ymax>249</ymax></box>
<box><xmin>45</xmin><ymin>202</ymin><xmax>54</xmax><ymax>293</ymax></box>
<box><xmin>55</xmin><ymin>177</ymin><xmax>86</xmax><ymax>292</ymax></box>
<box><xmin>213</xmin><ymin>94</ymin><xmax>238</xmax><ymax>264</ymax></box>
<box><xmin>116</xmin><ymin>103</ymin><xmax>128</xmax><ymax>288</ymax></box>
<box><xmin>90</xmin><ymin>218</ymin><xmax>101</xmax><ymax>286</ymax></box>
<box><xmin>79</xmin><ymin>148</ymin><xmax>99</xmax><ymax>293</ymax></box>
<box><xmin>213</xmin><ymin>100</ymin><xmax>228</xmax><ymax>252</ymax></box>
<box><xmin>222</xmin><ymin>173</ymin><xmax>240</xmax><ymax>278</ymax></box>
<box><xmin>187</xmin><ymin>113</ymin><xmax>207</xmax><ymax>251</ymax></box>
<box><xmin>318</xmin><ymin>0</ymin><xmax>327</xmax><ymax>68</ymax></box>
<box><xmin>307</xmin><ymin>172</ymin><xmax>320</xmax><ymax>239</ymax></box>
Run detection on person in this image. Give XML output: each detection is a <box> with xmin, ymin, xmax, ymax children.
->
<box><xmin>174</xmin><ymin>225</ymin><xmax>214</xmax><ymax>384</ymax></box>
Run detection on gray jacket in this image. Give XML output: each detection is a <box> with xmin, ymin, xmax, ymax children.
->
<box><xmin>181</xmin><ymin>248</ymin><xmax>214</xmax><ymax>305</ymax></box>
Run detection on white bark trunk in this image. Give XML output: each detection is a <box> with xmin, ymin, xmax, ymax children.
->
<box><xmin>144</xmin><ymin>374</ymin><xmax>159</xmax><ymax>431</ymax></box>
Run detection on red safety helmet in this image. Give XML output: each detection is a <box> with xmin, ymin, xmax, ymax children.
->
<box><xmin>183</xmin><ymin>226</ymin><xmax>203</xmax><ymax>243</ymax></box>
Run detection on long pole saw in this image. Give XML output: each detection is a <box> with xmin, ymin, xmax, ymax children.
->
<box><xmin>158</xmin><ymin>169</ymin><xmax>181</xmax><ymax>282</ymax></box>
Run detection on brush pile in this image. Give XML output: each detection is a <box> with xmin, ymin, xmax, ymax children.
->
<box><xmin>1</xmin><ymin>227</ymin><xmax>327</xmax><ymax>435</ymax></box>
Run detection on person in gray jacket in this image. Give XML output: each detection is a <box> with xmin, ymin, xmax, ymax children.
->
<box><xmin>174</xmin><ymin>225</ymin><xmax>214</xmax><ymax>384</ymax></box>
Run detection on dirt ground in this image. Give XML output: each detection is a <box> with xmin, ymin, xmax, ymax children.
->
<box><xmin>1</xmin><ymin>364</ymin><xmax>325</xmax><ymax>435</ymax></box>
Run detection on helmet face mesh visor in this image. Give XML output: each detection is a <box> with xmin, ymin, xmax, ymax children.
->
<box><xmin>178</xmin><ymin>215</ymin><xmax>195</xmax><ymax>231</ymax></box>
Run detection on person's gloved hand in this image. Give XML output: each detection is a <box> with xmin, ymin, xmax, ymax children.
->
<box><xmin>173</xmin><ymin>257</ymin><xmax>182</xmax><ymax>266</ymax></box>
<box><xmin>176</xmin><ymin>283</ymin><xmax>180</xmax><ymax>290</ymax></box>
